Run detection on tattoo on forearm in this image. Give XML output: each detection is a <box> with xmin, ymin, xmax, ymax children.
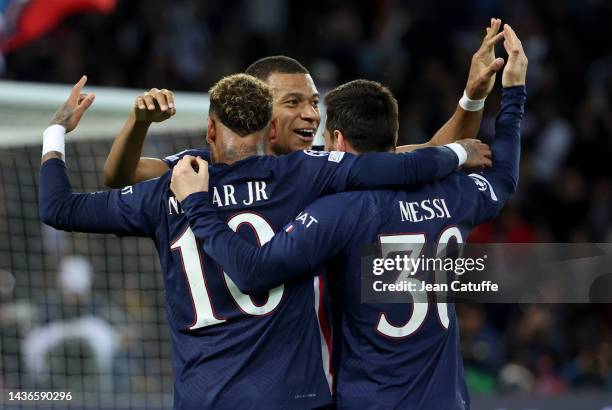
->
<box><xmin>50</xmin><ymin>103</ymin><xmax>73</xmax><ymax>129</ymax></box>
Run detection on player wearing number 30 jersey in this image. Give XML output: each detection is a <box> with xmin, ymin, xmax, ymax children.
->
<box><xmin>39</xmin><ymin>74</ymin><xmax>470</xmax><ymax>409</ymax></box>
<box><xmin>177</xmin><ymin>77</ymin><xmax>526</xmax><ymax>409</ymax></box>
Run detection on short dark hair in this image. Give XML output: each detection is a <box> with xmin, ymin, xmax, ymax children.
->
<box><xmin>245</xmin><ymin>56</ymin><xmax>309</xmax><ymax>81</ymax></box>
<box><xmin>208</xmin><ymin>74</ymin><xmax>273</xmax><ymax>137</ymax></box>
<box><xmin>324</xmin><ymin>80</ymin><xmax>399</xmax><ymax>153</ymax></box>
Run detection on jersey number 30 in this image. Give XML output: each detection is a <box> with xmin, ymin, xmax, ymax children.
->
<box><xmin>171</xmin><ymin>213</ymin><xmax>284</xmax><ymax>330</ymax></box>
<box><xmin>376</xmin><ymin>227</ymin><xmax>462</xmax><ymax>339</ymax></box>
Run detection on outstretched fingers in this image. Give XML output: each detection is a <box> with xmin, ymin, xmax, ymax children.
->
<box><xmin>70</xmin><ymin>76</ymin><xmax>88</xmax><ymax>104</ymax></box>
<box><xmin>503</xmin><ymin>24</ymin><xmax>524</xmax><ymax>58</ymax></box>
<box><xmin>77</xmin><ymin>93</ymin><xmax>95</xmax><ymax>110</ymax></box>
<box><xmin>72</xmin><ymin>92</ymin><xmax>95</xmax><ymax>123</ymax></box>
<box><xmin>485</xmin><ymin>31</ymin><xmax>505</xmax><ymax>49</ymax></box>
<box><xmin>483</xmin><ymin>18</ymin><xmax>502</xmax><ymax>43</ymax></box>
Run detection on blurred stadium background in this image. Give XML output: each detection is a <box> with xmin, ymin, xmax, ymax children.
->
<box><xmin>0</xmin><ymin>0</ymin><xmax>611</xmax><ymax>409</ymax></box>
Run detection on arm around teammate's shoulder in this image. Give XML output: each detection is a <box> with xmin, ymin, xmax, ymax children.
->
<box><xmin>180</xmin><ymin>190</ymin><xmax>366</xmax><ymax>294</ymax></box>
<box><xmin>347</xmin><ymin>140</ymin><xmax>493</xmax><ymax>189</ymax></box>
<box><xmin>180</xmin><ymin>190</ymin><xmax>315</xmax><ymax>294</ymax></box>
<box><xmin>282</xmin><ymin>146</ymin><xmax>479</xmax><ymax>197</ymax></box>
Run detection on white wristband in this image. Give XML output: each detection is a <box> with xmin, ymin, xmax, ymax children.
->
<box><xmin>42</xmin><ymin>125</ymin><xmax>66</xmax><ymax>157</ymax></box>
<box><xmin>445</xmin><ymin>143</ymin><xmax>467</xmax><ymax>167</ymax></box>
<box><xmin>459</xmin><ymin>90</ymin><xmax>485</xmax><ymax>111</ymax></box>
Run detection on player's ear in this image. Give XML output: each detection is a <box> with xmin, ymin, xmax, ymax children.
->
<box><xmin>206</xmin><ymin>118</ymin><xmax>216</xmax><ymax>145</ymax></box>
<box><xmin>334</xmin><ymin>130</ymin><xmax>346</xmax><ymax>152</ymax></box>
<box><xmin>267</xmin><ymin>118</ymin><xmax>278</xmax><ymax>143</ymax></box>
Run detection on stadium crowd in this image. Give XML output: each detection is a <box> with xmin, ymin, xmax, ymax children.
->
<box><xmin>2</xmin><ymin>0</ymin><xmax>611</xmax><ymax>397</ymax></box>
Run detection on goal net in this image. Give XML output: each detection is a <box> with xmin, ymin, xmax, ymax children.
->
<box><xmin>0</xmin><ymin>81</ymin><xmax>209</xmax><ymax>409</ymax></box>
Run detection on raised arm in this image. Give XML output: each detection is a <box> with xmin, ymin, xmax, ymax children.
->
<box><xmin>466</xmin><ymin>24</ymin><xmax>528</xmax><ymax>222</ymax></box>
<box><xmin>397</xmin><ymin>18</ymin><xmax>506</xmax><ymax>152</ymax></box>
<box><xmin>103</xmin><ymin>88</ymin><xmax>176</xmax><ymax>188</ymax></box>
<box><xmin>40</xmin><ymin>77</ymin><xmax>158</xmax><ymax>236</ymax></box>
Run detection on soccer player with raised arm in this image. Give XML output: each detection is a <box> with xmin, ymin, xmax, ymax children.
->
<box><xmin>101</xmin><ymin>19</ymin><xmax>507</xmax><ymax>188</ymax></box>
<box><xmin>171</xmin><ymin>23</ymin><xmax>527</xmax><ymax>410</ymax></box>
<box><xmin>39</xmin><ymin>72</ymin><xmax>492</xmax><ymax>408</ymax></box>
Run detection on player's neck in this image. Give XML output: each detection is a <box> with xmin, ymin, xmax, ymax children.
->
<box><xmin>215</xmin><ymin>145</ymin><xmax>265</xmax><ymax>165</ymax></box>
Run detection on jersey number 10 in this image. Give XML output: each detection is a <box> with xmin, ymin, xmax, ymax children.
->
<box><xmin>171</xmin><ymin>213</ymin><xmax>284</xmax><ymax>330</ymax></box>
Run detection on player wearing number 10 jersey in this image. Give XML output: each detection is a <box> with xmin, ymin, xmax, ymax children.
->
<box><xmin>175</xmin><ymin>48</ymin><xmax>527</xmax><ymax>409</ymax></box>
<box><xmin>39</xmin><ymin>74</ymin><xmax>471</xmax><ymax>408</ymax></box>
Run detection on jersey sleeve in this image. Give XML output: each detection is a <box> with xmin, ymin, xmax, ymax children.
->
<box><xmin>460</xmin><ymin>85</ymin><xmax>527</xmax><ymax>224</ymax></box>
<box><xmin>285</xmin><ymin>145</ymin><xmax>460</xmax><ymax>197</ymax></box>
<box><xmin>39</xmin><ymin>158</ymin><xmax>162</xmax><ymax>237</ymax></box>
<box><xmin>162</xmin><ymin>148</ymin><xmax>211</xmax><ymax>168</ymax></box>
<box><xmin>346</xmin><ymin>146</ymin><xmax>461</xmax><ymax>190</ymax></box>
<box><xmin>181</xmin><ymin>191</ymin><xmax>369</xmax><ymax>294</ymax></box>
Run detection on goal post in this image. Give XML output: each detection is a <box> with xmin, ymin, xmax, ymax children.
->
<box><xmin>0</xmin><ymin>80</ymin><xmax>210</xmax><ymax>146</ymax></box>
<box><xmin>0</xmin><ymin>81</ymin><xmax>210</xmax><ymax>409</ymax></box>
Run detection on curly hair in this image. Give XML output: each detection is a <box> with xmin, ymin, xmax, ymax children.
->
<box><xmin>208</xmin><ymin>74</ymin><xmax>273</xmax><ymax>137</ymax></box>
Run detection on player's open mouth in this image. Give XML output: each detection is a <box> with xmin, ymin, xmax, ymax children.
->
<box><xmin>293</xmin><ymin>128</ymin><xmax>315</xmax><ymax>142</ymax></box>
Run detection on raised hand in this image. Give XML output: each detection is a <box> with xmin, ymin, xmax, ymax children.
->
<box><xmin>457</xmin><ymin>138</ymin><xmax>493</xmax><ymax>169</ymax></box>
<box><xmin>134</xmin><ymin>88</ymin><xmax>176</xmax><ymax>123</ymax></box>
<box><xmin>170</xmin><ymin>155</ymin><xmax>210</xmax><ymax>202</ymax></box>
<box><xmin>501</xmin><ymin>24</ymin><xmax>528</xmax><ymax>87</ymax></box>
<box><xmin>465</xmin><ymin>18</ymin><xmax>506</xmax><ymax>100</ymax></box>
<box><xmin>50</xmin><ymin>75</ymin><xmax>96</xmax><ymax>133</ymax></box>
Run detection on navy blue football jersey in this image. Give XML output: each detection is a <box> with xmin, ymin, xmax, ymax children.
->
<box><xmin>40</xmin><ymin>145</ymin><xmax>462</xmax><ymax>409</ymax></box>
<box><xmin>178</xmin><ymin>86</ymin><xmax>526</xmax><ymax>409</ymax></box>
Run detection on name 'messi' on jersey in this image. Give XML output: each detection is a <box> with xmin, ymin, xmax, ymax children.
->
<box><xmin>169</xmin><ymin>180</ymin><xmax>269</xmax><ymax>215</ymax></box>
<box><xmin>399</xmin><ymin>198</ymin><xmax>451</xmax><ymax>223</ymax></box>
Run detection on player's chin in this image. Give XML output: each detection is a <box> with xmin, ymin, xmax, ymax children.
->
<box><xmin>291</xmin><ymin>135</ymin><xmax>314</xmax><ymax>150</ymax></box>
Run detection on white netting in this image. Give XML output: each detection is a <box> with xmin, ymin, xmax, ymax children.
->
<box><xmin>0</xmin><ymin>131</ymin><xmax>205</xmax><ymax>409</ymax></box>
